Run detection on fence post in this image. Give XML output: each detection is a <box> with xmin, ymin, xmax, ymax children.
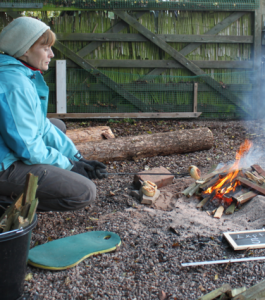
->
<box><xmin>193</xmin><ymin>83</ymin><xmax>198</xmax><ymax>112</ymax></box>
<box><xmin>56</xmin><ymin>60</ymin><xmax>67</xmax><ymax>114</ymax></box>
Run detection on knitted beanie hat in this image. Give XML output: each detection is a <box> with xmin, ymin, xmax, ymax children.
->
<box><xmin>0</xmin><ymin>17</ymin><xmax>50</xmax><ymax>58</ymax></box>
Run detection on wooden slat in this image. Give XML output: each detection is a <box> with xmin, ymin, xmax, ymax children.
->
<box><xmin>252</xmin><ymin>164</ymin><xmax>265</xmax><ymax>177</ymax></box>
<box><xmin>214</xmin><ymin>206</ymin><xmax>224</xmax><ymax>219</ymax></box>
<box><xmin>0</xmin><ymin>5</ymin><xmax>257</xmax><ymax>12</ymax></box>
<box><xmin>113</xmin><ymin>11</ymin><xmax>252</xmax><ymax>116</ymax></box>
<box><xmin>47</xmin><ymin>112</ymin><xmax>202</xmax><ymax>119</ymax></box>
<box><xmin>49</xmin><ymin>59</ymin><xmax>253</xmax><ymax>69</ymax></box>
<box><xmin>197</xmin><ymin>284</ymin><xmax>231</xmax><ymax>300</ymax></box>
<box><xmin>6</xmin><ymin>12</ymin><xmax>21</xmax><ymax>19</ymax></box>
<box><xmin>76</xmin><ymin>11</ymin><xmax>146</xmax><ymax>58</ymax></box>
<box><xmin>238</xmin><ymin>177</ymin><xmax>265</xmax><ymax>195</ymax></box>
<box><xmin>56</xmin><ymin>60</ymin><xmax>67</xmax><ymax>114</ymax></box>
<box><xmin>197</xmin><ymin>197</ymin><xmax>210</xmax><ymax>209</ymax></box>
<box><xmin>231</xmin><ymin>278</ymin><xmax>265</xmax><ymax>300</ymax></box>
<box><xmin>48</xmin><ymin>83</ymin><xmax>252</xmax><ymax>92</ymax></box>
<box><xmin>141</xmin><ymin>12</ymin><xmax>247</xmax><ymax>79</ymax></box>
<box><xmin>56</xmin><ymin>33</ymin><xmax>253</xmax><ymax>44</ymax></box>
<box><xmin>54</xmin><ymin>41</ymin><xmax>149</xmax><ymax>112</ymax></box>
<box><xmin>193</xmin><ymin>83</ymin><xmax>198</xmax><ymax>112</ymax></box>
<box><xmin>234</xmin><ymin>191</ymin><xmax>257</xmax><ymax>204</ymax></box>
<box><xmin>225</xmin><ymin>203</ymin><xmax>236</xmax><ymax>215</ymax></box>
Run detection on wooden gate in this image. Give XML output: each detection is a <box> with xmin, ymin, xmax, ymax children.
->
<box><xmin>0</xmin><ymin>1</ymin><xmax>262</xmax><ymax>119</ymax></box>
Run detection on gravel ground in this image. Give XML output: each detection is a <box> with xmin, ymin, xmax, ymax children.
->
<box><xmin>23</xmin><ymin>119</ymin><xmax>265</xmax><ymax>300</ymax></box>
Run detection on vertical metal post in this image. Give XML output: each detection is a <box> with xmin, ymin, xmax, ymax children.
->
<box><xmin>56</xmin><ymin>60</ymin><xmax>67</xmax><ymax>114</ymax></box>
<box><xmin>193</xmin><ymin>82</ymin><xmax>198</xmax><ymax>112</ymax></box>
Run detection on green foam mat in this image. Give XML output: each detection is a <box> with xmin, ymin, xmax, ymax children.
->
<box><xmin>28</xmin><ymin>231</ymin><xmax>121</xmax><ymax>270</ymax></box>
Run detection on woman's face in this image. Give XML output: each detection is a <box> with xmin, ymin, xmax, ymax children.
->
<box><xmin>22</xmin><ymin>39</ymin><xmax>54</xmax><ymax>71</ymax></box>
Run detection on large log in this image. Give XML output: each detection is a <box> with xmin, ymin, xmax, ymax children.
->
<box><xmin>77</xmin><ymin>127</ymin><xmax>213</xmax><ymax>162</ymax></box>
<box><xmin>66</xmin><ymin>126</ymin><xmax>115</xmax><ymax>145</ymax></box>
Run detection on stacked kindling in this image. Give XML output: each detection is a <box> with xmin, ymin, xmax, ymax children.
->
<box><xmin>196</xmin><ymin>278</ymin><xmax>265</xmax><ymax>300</ymax></box>
<box><xmin>182</xmin><ymin>164</ymin><xmax>265</xmax><ymax>219</ymax></box>
<box><xmin>0</xmin><ymin>173</ymin><xmax>39</xmax><ymax>233</ymax></box>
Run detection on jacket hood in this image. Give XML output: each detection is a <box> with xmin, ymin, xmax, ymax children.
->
<box><xmin>0</xmin><ymin>54</ymin><xmax>33</xmax><ymax>76</ymax></box>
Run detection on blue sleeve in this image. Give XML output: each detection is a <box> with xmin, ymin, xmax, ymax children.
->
<box><xmin>42</xmin><ymin>118</ymin><xmax>81</xmax><ymax>162</ymax></box>
<box><xmin>0</xmin><ymin>88</ymin><xmax>73</xmax><ymax>170</ymax></box>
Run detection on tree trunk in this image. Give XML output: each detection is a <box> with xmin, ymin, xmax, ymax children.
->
<box><xmin>66</xmin><ymin>126</ymin><xmax>115</xmax><ymax>145</ymax></box>
<box><xmin>77</xmin><ymin>127</ymin><xmax>213</xmax><ymax>162</ymax></box>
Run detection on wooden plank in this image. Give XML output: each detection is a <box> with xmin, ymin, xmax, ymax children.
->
<box><xmin>194</xmin><ymin>83</ymin><xmax>198</xmax><ymax>112</ymax></box>
<box><xmin>214</xmin><ymin>206</ymin><xmax>224</xmax><ymax>219</ymax></box>
<box><xmin>53</xmin><ymin>41</ymin><xmax>149</xmax><ymax>112</ymax></box>
<box><xmin>233</xmin><ymin>191</ymin><xmax>258</xmax><ymax>204</ymax></box>
<box><xmin>253</xmin><ymin>6</ymin><xmax>262</xmax><ymax>119</ymax></box>
<box><xmin>56</xmin><ymin>33</ymin><xmax>253</xmax><ymax>44</ymax></box>
<box><xmin>228</xmin><ymin>287</ymin><xmax>247</xmax><ymax>298</ymax></box>
<box><xmin>187</xmin><ymin>184</ymin><xmax>201</xmax><ymax>198</ymax></box>
<box><xmin>49</xmin><ymin>59</ymin><xmax>253</xmax><ymax>69</ymax></box>
<box><xmin>114</xmin><ymin>11</ymin><xmax>251</xmax><ymax>116</ymax></box>
<box><xmin>197</xmin><ymin>284</ymin><xmax>231</xmax><ymax>300</ymax></box>
<box><xmin>200</xmin><ymin>175</ymin><xmax>220</xmax><ymax>190</ymax></box>
<box><xmin>6</xmin><ymin>12</ymin><xmax>21</xmax><ymax>19</ymax></box>
<box><xmin>48</xmin><ymin>82</ymin><xmax>252</xmax><ymax>93</ymax></box>
<box><xmin>225</xmin><ymin>203</ymin><xmax>236</xmax><ymax>215</ymax></box>
<box><xmin>0</xmin><ymin>4</ymin><xmax>256</xmax><ymax>12</ymax></box>
<box><xmin>77</xmin><ymin>11</ymin><xmax>146</xmax><ymax>58</ymax></box>
<box><xmin>182</xmin><ymin>182</ymin><xmax>197</xmax><ymax>196</ymax></box>
<box><xmin>231</xmin><ymin>278</ymin><xmax>265</xmax><ymax>299</ymax></box>
<box><xmin>47</xmin><ymin>112</ymin><xmax>202</xmax><ymax>119</ymax></box>
<box><xmin>238</xmin><ymin>177</ymin><xmax>265</xmax><ymax>195</ymax></box>
<box><xmin>87</xmin><ymin>60</ymin><xmax>252</xmax><ymax>69</ymax></box>
<box><xmin>252</xmin><ymin>164</ymin><xmax>265</xmax><ymax>177</ymax></box>
<box><xmin>141</xmin><ymin>12</ymin><xmax>247</xmax><ymax>79</ymax></box>
<box><xmin>197</xmin><ymin>197</ymin><xmax>210</xmax><ymax>209</ymax></box>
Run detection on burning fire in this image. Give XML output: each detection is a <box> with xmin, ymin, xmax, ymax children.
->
<box><xmin>203</xmin><ymin>140</ymin><xmax>253</xmax><ymax>204</ymax></box>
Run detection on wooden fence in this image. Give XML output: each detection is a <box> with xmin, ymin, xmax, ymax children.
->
<box><xmin>0</xmin><ymin>1</ymin><xmax>262</xmax><ymax>119</ymax></box>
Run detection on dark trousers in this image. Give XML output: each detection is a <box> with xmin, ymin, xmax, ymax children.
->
<box><xmin>0</xmin><ymin>119</ymin><xmax>96</xmax><ymax>212</ymax></box>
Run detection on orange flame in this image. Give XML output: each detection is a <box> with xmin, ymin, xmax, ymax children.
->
<box><xmin>204</xmin><ymin>140</ymin><xmax>253</xmax><ymax>201</ymax></box>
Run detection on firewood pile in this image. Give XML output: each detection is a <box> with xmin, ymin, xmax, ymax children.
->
<box><xmin>182</xmin><ymin>163</ymin><xmax>265</xmax><ymax>219</ymax></box>
<box><xmin>0</xmin><ymin>173</ymin><xmax>38</xmax><ymax>233</ymax></box>
<box><xmin>197</xmin><ymin>279</ymin><xmax>265</xmax><ymax>300</ymax></box>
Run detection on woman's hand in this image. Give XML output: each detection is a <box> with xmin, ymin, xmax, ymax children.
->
<box><xmin>80</xmin><ymin>159</ymin><xmax>108</xmax><ymax>179</ymax></box>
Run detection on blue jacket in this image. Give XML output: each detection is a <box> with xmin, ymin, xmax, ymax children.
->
<box><xmin>0</xmin><ymin>54</ymin><xmax>80</xmax><ymax>172</ymax></box>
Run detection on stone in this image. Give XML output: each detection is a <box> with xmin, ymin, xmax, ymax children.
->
<box><xmin>141</xmin><ymin>189</ymin><xmax>160</xmax><ymax>205</ymax></box>
<box><xmin>133</xmin><ymin>166</ymin><xmax>174</xmax><ymax>189</ymax></box>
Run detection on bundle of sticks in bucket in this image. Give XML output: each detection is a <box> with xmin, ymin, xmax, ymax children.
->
<box><xmin>0</xmin><ymin>173</ymin><xmax>38</xmax><ymax>233</ymax></box>
<box><xmin>182</xmin><ymin>163</ymin><xmax>265</xmax><ymax>219</ymax></box>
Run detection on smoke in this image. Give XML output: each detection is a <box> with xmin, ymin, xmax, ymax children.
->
<box><xmin>215</xmin><ymin>143</ymin><xmax>265</xmax><ymax>171</ymax></box>
<box><xmin>240</xmin><ymin>146</ymin><xmax>265</xmax><ymax>168</ymax></box>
